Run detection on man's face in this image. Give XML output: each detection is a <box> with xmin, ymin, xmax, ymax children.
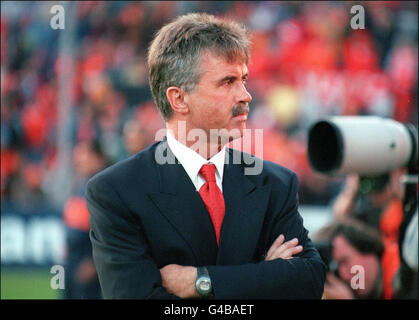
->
<box><xmin>183</xmin><ymin>52</ymin><xmax>252</xmax><ymax>142</ymax></box>
<box><xmin>332</xmin><ymin>235</ymin><xmax>380</xmax><ymax>298</ymax></box>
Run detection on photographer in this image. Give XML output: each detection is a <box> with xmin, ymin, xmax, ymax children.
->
<box><xmin>308</xmin><ymin>116</ymin><xmax>418</xmax><ymax>299</ymax></box>
<box><xmin>331</xmin><ymin>170</ymin><xmax>405</xmax><ymax>298</ymax></box>
<box><xmin>314</xmin><ymin>218</ymin><xmax>385</xmax><ymax>299</ymax></box>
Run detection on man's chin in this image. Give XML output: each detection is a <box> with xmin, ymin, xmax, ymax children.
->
<box><xmin>225</xmin><ymin>126</ymin><xmax>245</xmax><ymax>143</ymax></box>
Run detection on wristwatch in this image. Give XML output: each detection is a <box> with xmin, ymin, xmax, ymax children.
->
<box><xmin>195</xmin><ymin>266</ymin><xmax>213</xmax><ymax>298</ymax></box>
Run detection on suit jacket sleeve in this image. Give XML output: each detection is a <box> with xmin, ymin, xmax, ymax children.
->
<box><xmin>206</xmin><ymin>172</ymin><xmax>326</xmax><ymax>299</ymax></box>
<box><xmin>86</xmin><ymin>175</ymin><xmax>178</xmax><ymax>299</ymax></box>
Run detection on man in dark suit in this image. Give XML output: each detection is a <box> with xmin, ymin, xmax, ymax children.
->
<box><xmin>86</xmin><ymin>13</ymin><xmax>326</xmax><ymax>299</ymax></box>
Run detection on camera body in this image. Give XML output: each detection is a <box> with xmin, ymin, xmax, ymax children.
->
<box><xmin>308</xmin><ymin>116</ymin><xmax>418</xmax><ymax>298</ymax></box>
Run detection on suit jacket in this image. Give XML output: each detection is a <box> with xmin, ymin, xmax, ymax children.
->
<box><xmin>86</xmin><ymin>139</ymin><xmax>326</xmax><ymax>299</ymax></box>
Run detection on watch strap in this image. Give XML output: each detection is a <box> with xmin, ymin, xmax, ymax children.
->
<box><xmin>196</xmin><ymin>266</ymin><xmax>213</xmax><ymax>298</ymax></box>
<box><xmin>197</xmin><ymin>266</ymin><xmax>210</xmax><ymax>278</ymax></box>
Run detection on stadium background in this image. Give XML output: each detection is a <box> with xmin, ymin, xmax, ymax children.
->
<box><xmin>1</xmin><ymin>1</ymin><xmax>417</xmax><ymax>299</ymax></box>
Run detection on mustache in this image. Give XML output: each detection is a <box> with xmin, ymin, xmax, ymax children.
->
<box><xmin>232</xmin><ymin>104</ymin><xmax>250</xmax><ymax>117</ymax></box>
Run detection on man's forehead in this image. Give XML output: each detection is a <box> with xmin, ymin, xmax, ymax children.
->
<box><xmin>199</xmin><ymin>51</ymin><xmax>248</xmax><ymax>75</ymax></box>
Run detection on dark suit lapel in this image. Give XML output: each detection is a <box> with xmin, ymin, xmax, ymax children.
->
<box><xmin>147</xmin><ymin>142</ymin><xmax>271</xmax><ymax>266</ymax></box>
<box><xmin>147</xmin><ymin>140</ymin><xmax>218</xmax><ymax>266</ymax></box>
<box><xmin>217</xmin><ymin>149</ymin><xmax>271</xmax><ymax>265</ymax></box>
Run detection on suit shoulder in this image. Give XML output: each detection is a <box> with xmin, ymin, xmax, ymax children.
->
<box><xmin>227</xmin><ymin>147</ymin><xmax>298</xmax><ymax>187</ymax></box>
<box><xmin>261</xmin><ymin>159</ymin><xmax>298</xmax><ymax>182</ymax></box>
<box><xmin>87</xmin><ymin>141</ymin><xmax>159</xmax><ymax>191</ymax></box>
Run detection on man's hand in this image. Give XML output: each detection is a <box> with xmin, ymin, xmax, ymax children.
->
<box><xmin>323</xmin><ymin>273</ymin><xmax>355</xmax><ymax>299</ymax></box>
<box><xmin>332</xmin><ymin>174</ymin><xmax>359</xmax><ymax>219</ymax></box>
<box><xmin>160</xmin><ymin>234</ymin><xmax>303</xmax><ymax>298</ymax></box>
<box><xmin>264</xmin><ymin>234</ymin><xmax>303</xmax><ymax>261</ymax></box>
<box><xmin>160</xmin><ymin>264</ymin><xmax>199</xmax><ymax>299</ymax></box>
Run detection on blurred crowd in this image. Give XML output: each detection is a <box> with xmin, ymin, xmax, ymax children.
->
<box><xmin>1</xmin><ymin>1</ymin><xmax>417</xmax><ymax>210</ymax></box>
<box><xmin>1</xmin><ymin>1</ymin><xmax>417</xmax><ymax>300</ymax></box>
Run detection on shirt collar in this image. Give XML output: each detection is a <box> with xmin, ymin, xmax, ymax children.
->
<box><xmin>166</xmin><ymin>129</ymin><xmax>226</xmax><ymax>182</ymax></box>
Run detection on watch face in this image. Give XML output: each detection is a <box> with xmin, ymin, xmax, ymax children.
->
<box><xmin>198</xmin><ymin>279</ymin><xmax>211</xmax><ymax>292</ymax></box>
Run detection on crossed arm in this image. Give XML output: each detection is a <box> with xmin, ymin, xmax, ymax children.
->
<box><xmin>87</xmin><ymin>173</ymin><xmax>326</xmax><ymax>299</ymax></box>
<box><xmin>160</xmin><ymin>235</ymin><xmax>304</xmax><ymax>298</ymax></box>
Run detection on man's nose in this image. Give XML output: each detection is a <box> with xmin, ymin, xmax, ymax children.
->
<box><xmin>237</xmin><ymin>83</ymin><xmax>252</xmax><ymax>104</ymax></box>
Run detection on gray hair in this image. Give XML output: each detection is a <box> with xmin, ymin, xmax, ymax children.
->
<box><xmin>147</xmin><ymin>13</ymin><xmax>251</xmax><ymax>120</ymax></box>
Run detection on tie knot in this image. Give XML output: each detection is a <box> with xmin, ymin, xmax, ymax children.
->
<box><xmin>199</xmin><ymin>164</ymin><xmax>217</xmax><ymax>183</ymax></box>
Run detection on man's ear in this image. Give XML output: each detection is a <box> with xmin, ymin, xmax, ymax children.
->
<box><xmin>166</xmin><ymin>86</ymin><xmax>189</xmax><ymax>115</ymax></box>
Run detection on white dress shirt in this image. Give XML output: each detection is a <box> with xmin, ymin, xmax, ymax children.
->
<box><xmin>166</xmin><ymin>130</ymin><xmax>226</xmax><ymax>192</ymax></box>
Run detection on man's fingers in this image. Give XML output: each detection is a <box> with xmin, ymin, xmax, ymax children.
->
<box><xmin>279</xmin><ymin>237</ymin><xmax>299</xmax><ymax>253</ymax></box>
<box><xmin>272</xmin><ymin>234</ymin><xmax>285</xmax><ymax>249</ymax></box>
<box><xmin>271</xmin><ymin>242</ymin><xmax>301</xmax><ymax>260</ymax></box>
<box><xmin>265</xmin><ymin>237</ymin><xmax>302</xmax><ymax>261</ymax></box>
<box><xmin>266</xmin><ymin>237</ymin><xmax>297</xmax><ymax>259</ymax></box>
<box><xmin>266</xmin><ymin>234</ymin><xmax>284</xmax><ymax>259</ymax></box>
<box><xmin>282</xmin><ymin>245</ymin><xmax>303</xmax><ymax>259</ymax></box>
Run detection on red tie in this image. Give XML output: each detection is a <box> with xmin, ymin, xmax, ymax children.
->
<box><xmin>199</xmin><ymin>164</ymin><xmax>225</xmax><ymax>246</ymax></box>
